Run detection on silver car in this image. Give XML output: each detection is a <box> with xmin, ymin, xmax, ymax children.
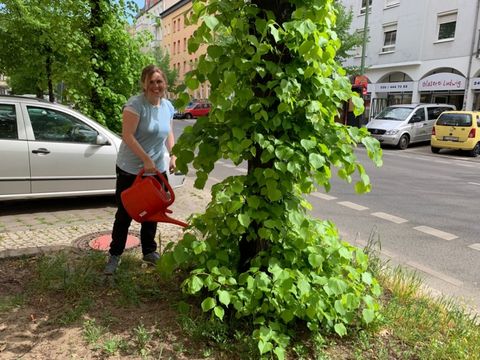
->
<box><xmin>0</xmin><ymin>96</ymin><xmax>183</xmax><ymax>200</ymax></box>
<box><xmin>366</xmin><ymin>103</ymin><xmax>455</xmax><ymax>149</ymax></box>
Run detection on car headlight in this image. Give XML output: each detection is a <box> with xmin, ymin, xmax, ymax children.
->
<box><xmin>385</xmin><ymin>129</ymin><xmax>399</xmax><ymax>135</ymax></box>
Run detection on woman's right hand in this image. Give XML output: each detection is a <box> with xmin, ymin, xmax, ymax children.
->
<box><xmin>143</xmin><ymin>158</ymin><xmax>157</xmax><ymax>174</ymax></box>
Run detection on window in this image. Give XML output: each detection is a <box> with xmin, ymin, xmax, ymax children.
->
<box><xmin>412</xmin><ymin>108</ymin><xmax>425</xmax><ymax>122</ymax></box>
<box><xmin>0</xmin><ymin>104</ymin><xmax>17</xmax><ymax>140</ymax></box>
<box><xmin>360</xmin><ymin>0</ymin><xmax>372</xmax><ymax>14</ymax></box>
<box><xmin>28</xmin><ymin>107</ymin><xmax>98</xmax><ymax>143</ymax></box>
<box><xmin>437</xmin><ymin>12</ymin><xmax>457</xmax><ymax>41</ymax></box>
<box><xmin>382</xmin><ymin>23</ymin><xmax>397</xmax><ymax>52</ymax></box>
<box><xmin>385</xmin><ymin>0</ymin><xmax>399</xmax><ymax>7</ymax></box>
<box><xmin>183</xmin><ymin>37</ymin><xmax>187</xmax><ymax>52</ymax></box>
<box><xmin>427</xmin><ymin>107</ymin><xmax>452</xmax><ymax>121</ymax></box>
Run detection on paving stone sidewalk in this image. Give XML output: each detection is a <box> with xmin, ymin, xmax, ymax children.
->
<box><xmin>0</xmin><ymin>179</ymin><xmax>210</xmax><ymax>259</ymax></box>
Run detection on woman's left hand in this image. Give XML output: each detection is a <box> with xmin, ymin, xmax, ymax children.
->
<box><xmin>169</xmin><ymin>155</ymin><xmax>176</xmax><ymax>173</ymax></box>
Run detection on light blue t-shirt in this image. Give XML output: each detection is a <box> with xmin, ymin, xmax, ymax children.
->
<box><xmin>116</xmin><ymin>94</ymin><xmax>174</xmax><ymax>174</ymax></box>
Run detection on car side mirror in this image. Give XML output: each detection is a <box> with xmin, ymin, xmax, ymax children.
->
<box><xmin>410</xmin><ymin>116</ymin><xmax>421</xmax><ymax>123</ymax></box>
<box><xmin>96</xmin><ymin>134</ymin><xmax>110</xmax><ymax>145</ymax></box>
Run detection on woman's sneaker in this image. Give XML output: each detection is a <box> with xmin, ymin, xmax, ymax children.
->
<box><xmin>104</xmin><ymin>255</ymin><xmax>121</xmax><ymax>275</ymax></box>
<box><xmin>142</xmin><ymin>252</ymin><xmax>160</xmax><ymax>265</ymax></box>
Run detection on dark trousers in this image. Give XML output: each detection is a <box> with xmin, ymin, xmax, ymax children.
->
<box><xmin>109</xmin><ymin>166</ymin><xmax>167</xmax><ymax>256</ymax></box>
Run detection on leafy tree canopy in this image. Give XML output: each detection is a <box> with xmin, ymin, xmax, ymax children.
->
<box><xmin>161</xmin><ymin>0</ymin><xmax>383</xmax><ymax>358</ymax></box>
<box><xmin>0</xmin><ymin>0</ymin><xmax>154</xmax><ymax>132</ymax></box>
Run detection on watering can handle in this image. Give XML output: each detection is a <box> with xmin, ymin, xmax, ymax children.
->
<box><xmin>136</xmin><ymin>169</ymin><xmax>175</xmax><ymax>206</ymax></box>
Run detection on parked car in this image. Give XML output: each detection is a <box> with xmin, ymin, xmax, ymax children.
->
<box><xmin>431</xmin><ymin>111</ymin><xmax>480</xmax><ymax>157</ymax></box>
<box><xmin>0</xmin><ymin>95</ymin><xmax>183</xmax><ymax>200</ymax></box>
<box><xmin>366</xmin><ymin>103</ymin><xmax>455</xmax><ymax>149</ymax></box>
<box><xmin>182</xmin><ymin>102</ymin><xmax>210</xmax><ymax>119</ymax></box>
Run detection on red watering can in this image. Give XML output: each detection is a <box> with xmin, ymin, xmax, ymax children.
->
<box><xmin>121</xmin><ymin>169</ymin><xmax>188</xmax><ymax>228</ymax></box>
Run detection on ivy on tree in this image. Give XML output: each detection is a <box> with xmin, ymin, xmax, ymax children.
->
<box><xmin>161</xmin><ymin>0</ymin><xmax>383</xmax><ymax>358</ymax></box>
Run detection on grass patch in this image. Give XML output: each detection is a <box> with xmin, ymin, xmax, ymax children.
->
<box><xmin>1</xmin><ymin>249</ymin><xmax>479</xmax><ymax>359</ymax></box>
<box><xmin>0</xmin><ymin>293</ymin><xmax>24</xmax><ymax>312</ymax></box>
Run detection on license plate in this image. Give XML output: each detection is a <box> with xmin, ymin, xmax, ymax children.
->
<box><xmin>443</xmin><ymin>136</ymin><xmax>458</xmax><ymax>141</ymax></box>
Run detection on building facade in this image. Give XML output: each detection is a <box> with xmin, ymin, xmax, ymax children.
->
<box><xmin>340</xmin><ymin>0</ymin><xmax>480</xmax><ymax>117</ymax></box>
<box><xmin>134</xmin><ymin>0</ymin><xmax>209</xmax><ymax>99</ymax></box>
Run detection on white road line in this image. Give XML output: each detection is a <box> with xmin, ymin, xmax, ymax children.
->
<box><xmin>371</xmin><ymin>212</ymin><xmax>408</xmax><ymax>224</ymax></box>
<box><xmin>413</xmin><ymin>225</ymin><xmax>458</xmax><ymax>241</ymax></box>
<box><xmin>468</xmin><ymin>182</ymin><xmax>480</xmax><ymax>186</ymax></box>
<box><xmin>468</xmin><ymin>243</ymin><xmax>480</xmax><ymax>251</ymax></box>
<box><xmin>455</xmin><ymin>162</ymin><xmax>474</xmax><ymax>168</ymax></box>
<box><xmin>222</xmin><ymin>163</ymin><xmax>236</xmax><ymax>168</ymax></box>
<box><xmin>235</xmin><ymin>168</ymin><xmax>247</xmax><ymax>173</ymax></box>
<box><xmin>208</xmin><ymin>176</ymin><xmax>221</xmax><ymax>183</ymax></box>
<box><xmin>406</xmin><ymin>261</ymin><xmax>463</xmax><ymax>287</ymax></box>
<box><xmin>337</xmin><ymin>201</ymin><xmax>369</xmax><ymax>211</ymax></box>
<box><xmin>310</xmin><ymin>192</ymin><xmax>337</xmax><ymax>200</ymax></box>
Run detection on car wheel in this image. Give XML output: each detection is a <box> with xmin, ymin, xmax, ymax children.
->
<box><xmin>469</xmin><ymin>142</ymin><xmax>480</xmax><ymax>157</ymax></box>
<box><xmin>185</xmin><ymin>113</ymin><xmax>193</xmax><ymax>119</ymax></box>
<box><xmin>431</xmin><ymin>146</ymin><xmax>440</xmax><ymax>154</ymax></box>
<box><xmin>397</xmin><ymin>134</ymin><xmax>409</xmax><ymax>150</ymax></box>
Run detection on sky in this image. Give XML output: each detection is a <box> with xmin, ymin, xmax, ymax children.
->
<box><xmin>132</xmin><ymin>0</ymin><xmax>145</xmax><ymax>10</ymax></box>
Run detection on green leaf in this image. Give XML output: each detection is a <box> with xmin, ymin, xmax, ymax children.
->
<box><xmin>362</xmin><ymin>308</ymin><xmax>375</xmax><ymax>324</ymax></box>
<box><xmin>214</xmin><ymin>306</ymin><xmax>225</xmax><ymax>320</ymax></box>
<box><xmin>351</xmin><ymin>95</ymin><xmax>364</xmax><ymax>116</ymax></box>
<box><xmin>362</xmin><ymin>272</ymin><xmax>373</xmax><ymax>285</ymax></box>
<box><xmin>185</xmin><ymin>76</ymin><xmax>200</xmax><ymax>90</ymax></box>
<box><xmin>188</xmin><ymin>275</ymin><xmax>204</xmax><ymax>293</ymax></box>
<box><xmin>334</xmin><ymin>323</ymin><xmax>347</xmax><ymax>337</ymax></box>
<box><xmin>204</xmin><ymin>15</ymin><xmax>219</xmax><ymax>30</ymax></box>
<box><xmin>309</xmin><ymin>153</ymin><xmax>325</xmax><ymax>169</ymax></box>
<box><xmin>238</xmin><ymin>213</ymin><xmax>251</xmax><ymax>227</ymax></box>
<box><xmin>273</xmin><ymin>346</ymin><xmax>286</xmax><ymax>360</ymax></box>
<box><xmin>258</xmin><ymin>340</ymin><xmax>273</xmax><ymax>355</ymax></box>
<box><xmin>218</xmin><ymin>290</ymin><xmax>231</xmax><ymax>306</ymax></box>
<box><xmin>269</xmin><ymin>24</ymin><xmax>280</xmax><ymax>42</ymax></box>
<box><xmin>201</xmin><ymin>297</ymin><xmax>216</xmax><ymax>312</ymax></box>
<box><xmin>207</xmin><ymin>45</ymin><xmax>223</xmax><ymax>59</ymax></box>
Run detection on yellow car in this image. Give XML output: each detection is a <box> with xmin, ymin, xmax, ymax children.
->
<box><xmin>431</xmin><ymin>111</ymin><xmax>480</xmax><ymax>157</ymax></box>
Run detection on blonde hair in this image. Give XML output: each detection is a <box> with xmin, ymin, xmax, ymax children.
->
<box><xmin>140</xmin><ymin>64</ymin><xmax>168</xmax><ymax>93</ymax></box>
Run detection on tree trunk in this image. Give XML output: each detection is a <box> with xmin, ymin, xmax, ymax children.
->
<box><xmin>238</xmin><ymin>1</ymin><xmax>295</xmax><ymax>272</ymax></box>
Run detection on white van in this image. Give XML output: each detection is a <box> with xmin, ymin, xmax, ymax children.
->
<box><xmin>366</xmin><ymin>103</ymin><xmax>455</xmax><ymax>149</ymax></box>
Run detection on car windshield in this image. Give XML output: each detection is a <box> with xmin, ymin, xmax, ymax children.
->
<box><xmin>375</xmin><ymin>107</ymin><xmax>413</xmax><ymax>121</ymax></box>
<box><xmin>436</xmin><ymin>113</ymin><xmax>472</xmax><ymax>127</ymax></box>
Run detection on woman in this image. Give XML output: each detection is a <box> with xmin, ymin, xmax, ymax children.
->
<box><xmin>105</xmin><ymin>64</ymin><xmax>176</xmax><ymax>275</ymax></box>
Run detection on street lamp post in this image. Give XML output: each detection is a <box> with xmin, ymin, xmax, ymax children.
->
<box><xmin>360</xmin><ymin>0</ymin><xmax>369</xmax><ymax>75</ymax></box>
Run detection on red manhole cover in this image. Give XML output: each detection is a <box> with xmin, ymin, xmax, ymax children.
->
<box><xmin>89</xmin><ymin>234</ymin><xmax>140</xmax><ymax>251</ymax></box>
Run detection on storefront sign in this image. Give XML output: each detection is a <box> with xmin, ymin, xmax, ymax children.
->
<box><xmin>471</xmin><ymin>77</ymin><xmax>480</xmax><ymax>90</ymax></box>
<box><xmin>374</xmin><ymin>82</ymin><xmax>413</xmax><ymax>92</ymax></box>
<box><xmin>418</xmin><ymin>73</ymin><xmax>465</xmax><ymax>91</ymax></box>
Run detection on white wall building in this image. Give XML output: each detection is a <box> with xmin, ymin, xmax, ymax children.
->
<box><xmin>340</xmin><ymin>0</ymin><xmax>480</xmax><ymax>116</ymax></box>
<box><xmin>135</xmin><ymin>0</ymin><xmax>179</xmax><ymax>49</ymax></box>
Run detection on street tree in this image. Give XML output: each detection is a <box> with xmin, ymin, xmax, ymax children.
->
<box><xmin>151</xmin><ymin>46</ymin><xmax>179</xmax><ymax>91</ymax></box>
<box><xmin>0</xmin><ymin>0</ymin><xmax>73</xmax><ymax>101</ymax></box>
<box><xmin>63</xmin><ymin>0</ymin><xmax>151</xmax><ymax>132</ymax></box>
<box><xmin>0</xmin><ymin>0</ymin><xmax>151</xmax><ymax>132</ymax></box>
<box><xmin>333</xmin><ymin>0</ymin><xmax>364</xmax><ymax>73</ymax></box>
<box><xmin>161</xmin><ymin>0</ymin><xmax>383</xmax><ymax>357</ymax></box>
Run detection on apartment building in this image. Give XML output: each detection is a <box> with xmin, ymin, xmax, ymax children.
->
<box><xmin>135</xmin><ymin>0</ymin><xmax>209</xmax><ymax>99</ymax></box>
<box><xmin>340</xmin><ymin>0</ymin><xmax>480</xmax><ymax>115</ymax></box>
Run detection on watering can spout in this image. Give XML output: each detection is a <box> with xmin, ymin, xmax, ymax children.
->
<box><xmin>121</xmin><ymin>170</ymin><xmax>188</xmax><ymax>228</ymax></box>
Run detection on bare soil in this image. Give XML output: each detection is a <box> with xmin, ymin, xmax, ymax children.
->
<box><xmin>0</xmin><ymin>253</ymin><xmax>226</xmax><ymax>360</ymax></box>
